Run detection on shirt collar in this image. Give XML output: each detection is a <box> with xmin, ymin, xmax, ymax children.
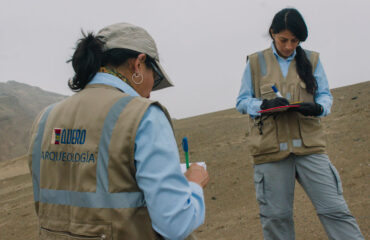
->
<box><xmin>271</xmin><ymin>42</ymin><xmax>296</xmax><ymax>61</ymax></box>
<box><xmin>88</xmin><ymin>72</ymin><xmax>140</xmax><ymax>97</ymax></box>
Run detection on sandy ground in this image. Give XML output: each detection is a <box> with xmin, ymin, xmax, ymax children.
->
<box><xmin>0</xmin><ymin>81</ymin><xmax>369</xmax><ymax>239</ymax></box>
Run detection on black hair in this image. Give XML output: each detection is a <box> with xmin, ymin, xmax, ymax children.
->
<box><xmin>67</xmin><ymin>31</ymin><xmax>153</xmax><ymax>92</ymax></box>
<box><xmin>269</xmin><ymin>8</ymin><xmax>317</xmax><ymax>94</ymax></box>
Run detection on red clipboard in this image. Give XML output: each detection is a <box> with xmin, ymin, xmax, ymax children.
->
<box><xmin>258</xmin><ymin>104</ymin><xmax>300</xmax><ymax>113</ymax></box>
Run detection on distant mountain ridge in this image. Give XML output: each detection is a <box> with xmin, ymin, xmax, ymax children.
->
<box><xmin>0</xmin><ymin>80</ymin><xmax>66</xmax><ymax>161</ymax></box>
<box><xmin>1</xmin><ymin>80</ymin><xmax>369</xmax><ymax>163</ymax></box>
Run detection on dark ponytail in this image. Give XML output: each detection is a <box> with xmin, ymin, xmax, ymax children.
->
<box><xmin>67</xmin><ymin>31</ymin><xmax>154</xmax><ymax>92</ymax></box>
<box><xmin>67</xmin><ymin>31</ymin><xmax>104</xmax><ymax>92</ymax></box>
<box><xmin>295</xmin><ymin>45</ymin><xmax>316</xmax><ymax>94</ymax></box>
<box><xmin>270</xmin><ymin>8</ymin><xmax>317</xmax><ymax>94</ymax></box>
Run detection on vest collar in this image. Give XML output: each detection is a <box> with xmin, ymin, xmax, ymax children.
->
<box><xmin>88</xmin><ymin>72</ymin><xmax>140</xmax><ymax>97</ymax></box>
<box><xmin>271</xmin><ymin>42</ymin><xmax>296</xmax><ymax>62</ymax></box>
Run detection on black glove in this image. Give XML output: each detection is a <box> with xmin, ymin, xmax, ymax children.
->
<box><xmin>296</xmin><ymin>102</ymin><xmax>323</xmax><ymax>116</ymax></box>
<box><xmin>260</xmin><ymin>97</ymin><xmax>289</xmax><ymax>110</ymax></box>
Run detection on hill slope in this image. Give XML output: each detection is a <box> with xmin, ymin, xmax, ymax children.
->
<box><xmin>0</xmin><ymin>81</ymin><xmax>369</xmax><ymax>239</ymax></box>
<box><xmin>0</xmin><ymin>81</ymin><xmax>66</xmax><ymax>161</ymax></box>
<box><xmin>173</xmin><ymin>81</ymin><xmax>370</xmax><ymax>239</ymax></box>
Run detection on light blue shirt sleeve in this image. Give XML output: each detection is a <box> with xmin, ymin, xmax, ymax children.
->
<box><xmin>135</xmin><ymin>105</ymin><xmax>205</xmax><ymax>240</ymax></box>
<box><xmin>236</xmin><ymin>61</ymin><xmax>262</xmax><ymax>117</ymax></box>
<box><xmin>313</xmin><ymin>59</ymin><xmax>333</xmax><ymax>116</ymax></box>
<box><xmin>89</xmin><ymin>73</ymin><xmax>205</xmax><ymax>239</ymax></box>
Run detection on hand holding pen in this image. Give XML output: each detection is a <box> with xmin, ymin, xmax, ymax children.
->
<box><xmin>185</xmin><ymin>164</ymin><xmax>209</xmax><ymax>188</ymax></box>
<box><xmin>260</xmin><ymin>85</ymin><xmax>289</xmax><ymax>110</ymax></box>
<box><xmin>272</xmin><ymin>85</ymin><xmax>305</xmax><ymax>104</ymax></box>
<box><xmin>182</xmin><ymin>137</ymin><xmax>210</xmax><ymax>188</ymax></box>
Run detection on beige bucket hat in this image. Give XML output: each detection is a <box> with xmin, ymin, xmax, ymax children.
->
<box><xmin>97</xmin><ymin>23</ymin><xmax>173</xmax><ymax>91</ymax></box>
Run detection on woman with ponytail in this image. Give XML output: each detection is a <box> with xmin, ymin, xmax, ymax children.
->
<box><xmin>28</xmin><ymin>23</ymin><xmax>209</xmax><ymax>240</ymax></box>
<box><xmin>236</xmin><ymin>8</ymin><xmax>364</xmax><ymax>240</ymax></box>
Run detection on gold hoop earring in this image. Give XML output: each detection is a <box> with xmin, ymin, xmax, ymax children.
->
<box><xmin>132</xmin><ymin>72</ymin><xmax>143</xmax><ymax>85</ymax></box>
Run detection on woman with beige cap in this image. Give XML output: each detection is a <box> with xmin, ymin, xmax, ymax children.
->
<box><xmin>28</xmin><ymin>22</ymin><xmax>208</xmax><ymax>240</ymax></box>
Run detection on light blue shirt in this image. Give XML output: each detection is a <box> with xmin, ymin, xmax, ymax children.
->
<box><xmin>89</xmin><ymin>73</ymin><xmax>205</xmax><ymax>240</ymax></box>
<box><xmin>236</xmin><ymin>44</ymin><xmax>333</xmax><ymax>117</ymax></box>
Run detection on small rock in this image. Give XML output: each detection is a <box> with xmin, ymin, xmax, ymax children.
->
<box><xmin>351</xmin><ymin>96</ymin><xmax>358</xmax><ymax>100</ymax></box>
<box><xmin>211</xmin><ymin>196</ymin><xmax>217</xmax><ymax>200</ymax></box>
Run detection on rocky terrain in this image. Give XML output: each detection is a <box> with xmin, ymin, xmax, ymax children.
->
<box><xmin>0</xmin><ymin>81</ymin><xmax>66</xmax><ymax>162</ymax></box>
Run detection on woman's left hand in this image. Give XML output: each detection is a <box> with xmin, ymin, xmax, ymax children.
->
<box><xmin>295</xmin><ymin>102</ymin><xmax>323</xmax><ymax>116</ymax></box>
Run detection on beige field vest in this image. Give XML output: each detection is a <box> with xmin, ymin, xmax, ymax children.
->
<box><xmin>247</xmin><ymin>47</ymin><xmax>327</xmax><ymax>165</ymax></box>
<box><xmin>28</xmin><ymin>84</ymin><xmax>173</xmax><ymax>239</ymax></box>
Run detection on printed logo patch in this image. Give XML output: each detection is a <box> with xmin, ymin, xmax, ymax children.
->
<box><xmin>51</xmin><ymin>128</ymin><xmax>62</xmax><ymax>144</ymax></box>
<box><xmin>51</xmin><ymin>128</ymin><xmax>87</xmax><ymax>145</ymax></box>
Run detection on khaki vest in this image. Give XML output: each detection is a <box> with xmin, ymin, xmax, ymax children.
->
<box><xmin>27</xmin><ymin>84</ymin><xmax>184</xmax><ymax>239</ymax></box>
<box><xmin>247</xmin><ymin>47</ymin><xmax>327</xmax><ymax>164</ymax></box>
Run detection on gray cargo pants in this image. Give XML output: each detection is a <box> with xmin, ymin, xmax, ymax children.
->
<box><xmin>253</xmin><ymin>154</ymin><xmax>364</xmax><ymax>240</ymax></box>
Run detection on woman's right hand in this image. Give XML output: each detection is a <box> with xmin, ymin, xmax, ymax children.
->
<box><xmin>260</xmin><ymin>97</ymin><xmax>289</xmax><ymax>110</ymax></box>
<box><xmin>185</xmin><ymin>163</ymin><xmax>210</xmax><ymax>188</ymax></box>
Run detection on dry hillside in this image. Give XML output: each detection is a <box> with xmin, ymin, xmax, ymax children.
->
<box><xmin>0</xmin><ymin>81</ymin><xmax>369</xmax><ymax>239</ymax></box>
<box><xmin>0</xmin><ymin>81</ymin><xmax>66</xmax><ymax>162</ymax></box>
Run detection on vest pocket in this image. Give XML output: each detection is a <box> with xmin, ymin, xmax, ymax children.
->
<box><xmin>40</xmin><ymin>227</ymin><xmax>107</xmax><ymax>239</ymax></box>
<box><xmin>260</xmin><ymin>83</ymin><xmax>276</xmax><ymax>99</ymax></box>
<box><xmin>248</xmin><ymin>117</ymin><xmax>279</xmax><ymax>156</ymax></box>
<box><xmin>298</xmin><ymin>81</ymin><xmax>314</xmax><ymax>102</ymax></box>
<box><xmin>298</xmin><ymin>115</ymin><xmax>326</xmax><ymax>147</ymax></box>
<box><xmin>40</xmin><ymin>220</ymin><xmax>111</xmax><ymax>240</ymax></box>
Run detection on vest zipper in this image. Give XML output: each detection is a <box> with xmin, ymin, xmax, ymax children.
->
<box><xmin>40</xmin><ymin>227</ymin><xmax>106</xmax><ymax>239</ymax></box>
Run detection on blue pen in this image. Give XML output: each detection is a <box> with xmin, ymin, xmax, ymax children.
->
<box><xmin>272</xmin><ymin>85</ymin><xmax>283</xmax><ymax>98</ymax></box>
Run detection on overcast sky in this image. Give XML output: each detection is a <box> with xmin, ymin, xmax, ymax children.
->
<box><xmin>1</xmin><ymin>0</ymin><xmax>369</xmax><ymax>119</ymax></box>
